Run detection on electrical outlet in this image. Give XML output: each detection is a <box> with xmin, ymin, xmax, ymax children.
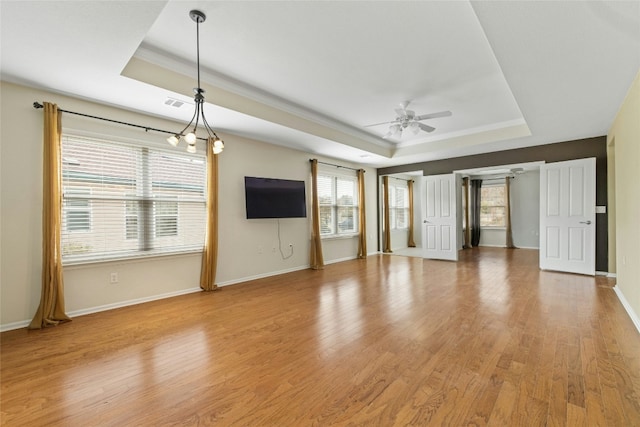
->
<box><xmin>110</xmin><ymin>272</ymin><xmax>119</xmax><ymax>284</ymax></box>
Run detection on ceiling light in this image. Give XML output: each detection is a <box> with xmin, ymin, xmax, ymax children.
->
<box><xmin>167</xmin><ymin>10</ymin><xmax>224</xmax><ymax>155</ymax></box>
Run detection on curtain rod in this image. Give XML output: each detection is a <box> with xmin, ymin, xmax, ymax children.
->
<box><xmin>33</xmin><ymin>102</ymin><xmax>209</xmax><ymax>142</ymax></box>
<box><xmin>476</xmin><ymin>176</ymin><xmax>514</xmax><ymax>182</ymax></box>
<box><xmin>310</xmin><ymin>159</ymin><xmax>362</xmax><ymax>172</ymax></box>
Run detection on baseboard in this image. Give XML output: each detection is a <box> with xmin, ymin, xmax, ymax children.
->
<box><xmin>607</xmin><ymin>272</ymin><xmax>617</xmax><ymax>278</ymax></box>
<box><xmin>613</xmin><ymin>285</ymin><xmax>640</xmax><ymax>334</ymax></box>
<box><xmin>0</xmin><ymin>320</ymin><xmax>31</xmax><ymax>333</ymax></box>
<box><xmin>0</xmin><ymin>287</ymin><xmax>202</xmax><ymax>333</ymax></box>
<box><xmin>595</xmin><ymin>271</ymin><xmax>609</xmax><ymax>276</ymax></box>
<box><xmin>216</xmin><ymin>265</ymin><xmax>311</xmax><ymax>287</ymax></box>
<box><xmin>325</xmin><ymin>255</ymin><xmax>359</xmax><ymax>265</ymax></box>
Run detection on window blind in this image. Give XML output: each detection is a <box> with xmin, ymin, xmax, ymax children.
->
<box><xmin>61</xmin><ymin>135</ymin><xmax>206</xmax><ymax>263</ymax></box>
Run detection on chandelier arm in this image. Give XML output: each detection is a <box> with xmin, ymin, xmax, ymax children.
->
<box><xmin>201</xmin><ymin>113</ymin><xmax>217</xmax><ymax>138</ymax></box>
<box><xmin>191</xmin><ymin>102</ymin><xmax>201</xmax><ymax>135</ymax></box>
<box><xmin>177</xmin><ymin>104</ymin><xmax>199</xmax><ymax>136</ymax></box>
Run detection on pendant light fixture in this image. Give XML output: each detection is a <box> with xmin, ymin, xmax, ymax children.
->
<box><xmin>167</xmin><ymin>9</ymin><xmax>224</xmax><ymax>154</ymax></box>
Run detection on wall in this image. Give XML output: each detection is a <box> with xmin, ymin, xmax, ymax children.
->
<box><xmin>0</xmin><ymin>81</ymin><xmax>379</xmax><ymax>329</ymax></box>
<box><xmin>607</xmin><ymin>70</ymin><xmax>640</xmax><ymax>330</ymax></box>
<box><xmin>510</xmin><ymin>170</ymin><xmax>540</xmax><ymax>248</ymax></box>
<box><xmin>379</xmin><ymin>136</ymin><xmax>608</xmax><ymax>271</ymax></box>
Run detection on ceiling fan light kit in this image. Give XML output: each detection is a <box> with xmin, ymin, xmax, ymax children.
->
<box><xmin>365</xmin><ymin>102</ymin><xmax>452</xmax><ymax>139</ymax></box>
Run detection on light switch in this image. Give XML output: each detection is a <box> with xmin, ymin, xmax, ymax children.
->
<box><xmin>595</xmin><ymin>206</ymin><xmax>606</xmax><ymax>214</ymax></box>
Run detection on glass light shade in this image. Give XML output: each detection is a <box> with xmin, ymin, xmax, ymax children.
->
<box><xmin>409</xmin><ymin>122</ymin><xmax>420</xmax><ymax>135</ymax></box>
<box><xmin>167</xmin><ymin>135</ymin><xmax>180</xmax><ymax>147</ymax></box>
<box><xmin>185</xmin><ymin>132</ymin><xmax>197</xmax><ymax>144</ymax></box>
<box><xmin>212</xmin><ymin>146</ymin><xmax>223</xmax><ymax>155</ymax></box>
<box><xmin>213</xmin><ymin>138</ymin><xmax>224</xmax><ymax>149</ymax></box>
<box><xmin>186</xmin><ymin>143</ymin><xmax>197</xmax><ymax>153</ymax></box>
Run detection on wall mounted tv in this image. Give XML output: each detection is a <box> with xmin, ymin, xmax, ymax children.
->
<box><xmin>244</xmin><ymin>176</ymin><xmax>307</xmax><ymax>219</ymax></box>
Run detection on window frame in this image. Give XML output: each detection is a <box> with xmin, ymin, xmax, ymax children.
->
<box><xmin>479</xmin><ymin>183</ymin><xmax>506</xmax><ymax>228</ymax></box>
<box><xmin>60</xmin><ymin>134</ymin><xmax>207</xmax><ymax>265</ymax></box>
<box><xmin>387</xmin><ymin>181</ymin><xmax>409</xmax><ymax>230</ymax></box>
<box><xmin>318</xmin><ymin>170</ymin><xmax>359</xmax><ymax>239</ymax></box>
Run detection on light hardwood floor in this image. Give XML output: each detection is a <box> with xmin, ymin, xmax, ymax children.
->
<box><xmin>2</xmin><ymin>248</ymin><xmax>639</xmax><ymax>426</ymax></box>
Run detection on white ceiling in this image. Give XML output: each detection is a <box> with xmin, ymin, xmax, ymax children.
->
<box><xmin>1</xmin><ymin>1</ymin><xmax>638</xmax><ymax>168</ymax></box>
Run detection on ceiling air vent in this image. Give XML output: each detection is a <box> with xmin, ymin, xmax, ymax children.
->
<box><xmin>164</xmin><ymin>97</ymin><xmax>190</xmax><ymax>108</ymax></box>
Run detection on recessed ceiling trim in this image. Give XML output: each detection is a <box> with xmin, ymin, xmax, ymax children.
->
<box><xmin>392</xmin><ymin>120</ymin><xmax>531</xmax><ymax>160</ymax></box>
<box><xmin>133</xmin><ymin>44</ymin><xmax>391</xmax><ymax>149</ymax></box>
<box><xmin>122</xmin><ymin>56</ymin><xmax>393</xmax><ymax>158</ymax></box>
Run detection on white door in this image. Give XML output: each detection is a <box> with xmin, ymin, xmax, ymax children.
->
<box><xmin>540</xmin><ymin>158</ymin><xmax>596</xmax><ymax>275</ymax></box>
<box><xmin>422</xmin><ymin>174</ymin><xmax>458</xmax><ymax>261</ymax></box>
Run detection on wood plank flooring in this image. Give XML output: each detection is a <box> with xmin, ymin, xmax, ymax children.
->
<box><xmin>2</xmin><ymin>248</ymin><xmax>639</xmax><ymax>426</ymax></box>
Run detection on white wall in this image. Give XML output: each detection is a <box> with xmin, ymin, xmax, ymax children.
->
<box><xmin>0</xmin><ymin>81</ymin><xmax>379</xmax><ymax>329</ymax></box>
<box><xmin>510</xmin><ymin>170</ymin><xmax>540</xmax><ymax>248</ymax></box>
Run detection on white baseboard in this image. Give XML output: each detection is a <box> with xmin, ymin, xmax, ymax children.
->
<box><xmin>0</xmin><ymin>287</ymin><xmax>202</xmax><ymax>333</ymax></box>
<box><xmin>596</xmin><ymin>271</ymin><xmax>608</xmax><ymax>276</ymax></box>
<box><xmin>613</xmin><ymin>285</ymin><xmax>640</xmax><ymax>335</ymax></box>
<box><xmin>607</xmin><ymin>272</ymin><xmax>617</xmax><ymax>278</ymax></box>
<box><xmin>0</xmin><ymin>320</ymin><xmax>31</xmax><ymax>332</ymax></box>
<box><xmin>216</xmin><ymin>265</ymin><xmax>311</xmax><ymax>287</ymax></box>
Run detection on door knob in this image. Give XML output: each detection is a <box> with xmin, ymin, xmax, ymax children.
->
<box><xmin>579</xmin><ymin>220</ymin><xmax>592</xmax><ymax>225</ymax></box>
<box><xmin>423</xmin><ymin>220</ymin><xmax>429</xmax><ymax>224</ymax></box>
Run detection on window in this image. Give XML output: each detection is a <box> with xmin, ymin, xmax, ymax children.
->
<box><xmin>63</xmin><ymin>187</ymin><xmax>91</xmax><ymax>232</ymax></box>
<box><xmin>480</xmin><ymin>184</ymin><xmax>506</xmax><ymax>227</ymax></box>
<box><xmin>388</xmin><ymin>182</ymin><xmax>409</xmax><ymax>229</ymax></box>
<box><xmin>318</xmin><ymin>172</ymin><xmax>358</xmax><ymax>237</ymax></box>
<box><xmin>61</xmin><ymin>135</ymin><xmax>206</xmax><ymax>263</ymax></box>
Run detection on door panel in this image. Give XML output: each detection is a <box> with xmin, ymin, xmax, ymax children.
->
<box><xmin>540</xmin><ymin>158</ymin><xmax>595</xmax><ymax>275</ymax></box>
<box><xmin>422</xmin><ymin>174</ymin><xmax>458</xmax><ymax>261</ymax></box>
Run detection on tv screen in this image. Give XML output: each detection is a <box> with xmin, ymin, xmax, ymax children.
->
<box><xmin>244</xmin><ymin>176</ymin><xmax>307</xmax><ymax>219</ymax></box>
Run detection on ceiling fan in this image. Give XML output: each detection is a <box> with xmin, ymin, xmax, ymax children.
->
<box><xmin>365</xmin><ymin>102</ymin><xmax>452</xmax><ymax>139</ymax></box>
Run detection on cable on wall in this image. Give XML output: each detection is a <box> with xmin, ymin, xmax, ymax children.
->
<box><xmin>277</xmin><ymin>219</ymin><xmax>294</xmax><ymax>260</ymax></box>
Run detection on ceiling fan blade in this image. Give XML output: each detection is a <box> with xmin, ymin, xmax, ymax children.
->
<box><xmin>364</xmin><ymin>119</ymin><xmax>400</xmax><ymax>127</ymax></box>
<box><xmin>418</xmin><ymin>123</ymin><xmax>436</xmax><ymax>133</ymax></box>
<box><xmin>415</xmin><ymin>110</ymin><xmax>452</xmax><ymax>121</ymax></box>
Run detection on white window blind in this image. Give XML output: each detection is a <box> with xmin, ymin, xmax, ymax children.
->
<box><xmin>318</xmin><ymin>171</ymin><xmax>358</xmax><ymax>237</ymax></box>
<box><xmin>61</xmin><ymin>135</ymin><xmax>206</xmax><ymax>263</ymax></box>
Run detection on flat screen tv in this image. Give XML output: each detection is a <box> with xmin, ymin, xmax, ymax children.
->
<box><xmin>244</xmin><ymin>176</ymin><xmax>307</xmax><ymax>219</ymax></box>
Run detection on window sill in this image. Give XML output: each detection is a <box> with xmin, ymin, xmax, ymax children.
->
<box><xmin>321</xmin><ymin>233</ymin><xmax>358</xmax><ymax>241</ymax></box>
<box><xmin>62</xmin><ymin>248</ymin><xmax>202</xmax><ymax>268</ymax></box>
